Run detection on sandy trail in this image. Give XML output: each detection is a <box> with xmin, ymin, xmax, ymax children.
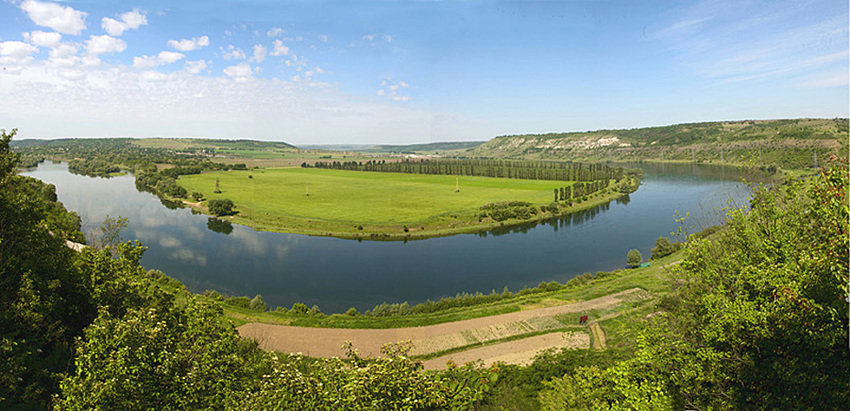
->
<box><xmin>422</xmin><ymin>331</ymin><xmax>590</xmax><ymax>370</ymax></box>
<box><xmin>590</xmin><ymin>322</ymin><xmax>606</xmax><ymax>350</ymax></box>
<box><xmin>237</xmin><ymin>288</ymin><xmax>644</xmax><ymax>358</ymax></box>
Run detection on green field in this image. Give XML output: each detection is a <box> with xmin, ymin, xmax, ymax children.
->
<box><xmin>178</xmin><ymin>167</ymin><xmax>621</xmax><ymax>238</ymax></box>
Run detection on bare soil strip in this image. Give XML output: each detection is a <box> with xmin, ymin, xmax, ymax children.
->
<box><xmin>237</xmin><ymin>288</ymin><xmax>644</xmax><ymax>358</ymax></box>
<box><xmin>590</xmin><ymin>322</ymin><xmax>606</xmax><ymax>350</ymax></box>
<box><xmin>422</xmin><ymin>332</ymin><xmax>590</xmax><ymax>370</ymax></box>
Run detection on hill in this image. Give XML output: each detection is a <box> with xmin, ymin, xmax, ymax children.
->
<box><xmin>470</xmin><ymin>118</ymin><xmax>849</xmax><ymax>168</ymax></box>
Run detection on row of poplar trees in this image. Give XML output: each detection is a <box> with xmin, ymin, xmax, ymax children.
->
<box><xmin>308</xmin><ymin>158</ymin><xmax>625</xmax><ymax>182</ymax></box>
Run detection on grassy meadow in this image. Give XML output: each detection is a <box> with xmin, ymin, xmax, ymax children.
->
<box><xmin>178</xmin><ymin>167</ymin><xmax>618</xmax><ymax>238</ymax></box>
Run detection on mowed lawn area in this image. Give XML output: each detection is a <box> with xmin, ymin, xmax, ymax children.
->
<box><xmin>178</xmin><ymin>167</ymin><xmax>570</xmax><ymax>226</ymax></box>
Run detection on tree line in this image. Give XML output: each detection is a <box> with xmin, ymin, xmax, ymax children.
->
<box><xmin>306</xmin><ymin>158</ymin><xmax>630</xmax><ymax>182</ymax></box>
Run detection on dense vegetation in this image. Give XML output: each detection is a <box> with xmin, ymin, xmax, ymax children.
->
<box><xmin>307</xmin><ymin>158</ymin><xmax>631</xmax><ymax>182</ymax></box>
<box><xmin>471</xmin><ymin>118</ymin><xmax>849</xmax><ymax>169</ymax></box>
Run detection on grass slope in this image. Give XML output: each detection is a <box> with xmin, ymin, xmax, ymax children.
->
<box><xmin>178</xmin><ymin>167</ymin><xmax>620</xmax><ymax>238</ymax></box>
<box><xmin>470</xmin><ymin>118</ymin><xmax>848</xmax><ymax>168</ymax></box>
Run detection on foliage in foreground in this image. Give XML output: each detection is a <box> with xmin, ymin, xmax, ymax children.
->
<box><xmin>539</xmin><ymin>161</ymin><xmax>850</xmax><ymax>409</ymax></box>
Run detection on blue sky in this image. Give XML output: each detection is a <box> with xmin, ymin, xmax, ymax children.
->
<box><xmin>0</xmin><ymin>0</ymin><xmax>847</xmax><ymax>144</ymax></box>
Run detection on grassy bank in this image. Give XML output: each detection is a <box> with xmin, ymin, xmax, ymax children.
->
<box><xmin>219</xmin><ymin>249</ymin><xmax>680</xmax><ymax>329</ymax></box>
<box><xmin>177</xmin><ymin>167</ymin><xmax>631</xmax><ymax>239</ymax></box>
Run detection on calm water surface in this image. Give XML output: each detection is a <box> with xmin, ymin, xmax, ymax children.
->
<box><xmin>23</xmin><ymin>162</ymin><xmax>754</xmax><ymax>312</ymax></box>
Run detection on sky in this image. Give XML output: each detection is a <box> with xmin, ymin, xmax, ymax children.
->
<box><xmin>0</xmin><ymin>0</ymin><xmax>847</xmax><ymax>145</ymax></box>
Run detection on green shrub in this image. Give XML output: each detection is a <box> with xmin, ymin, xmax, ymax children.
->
<box><xmin>208</xmin><ymin>199</ymin><xmax>234</xmax><ymax>216</ymax></box>
<box><xmin>626</xmin><ymin>249</ymin><xmax>642</xmax><ymax>267</ymax></box>
<box><xmin>249</xmin><ymin>295</ymin><xmax>266</xmax><ymax>311</ymax></box>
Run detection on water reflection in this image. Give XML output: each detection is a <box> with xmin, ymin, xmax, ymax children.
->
<box><xmin>23</xmin><ymin>161</ymin><xmax>753</xmax><ymax>313</ymax></box>
<box><xmin>206</xmin><ymin>218</ymin><xmax>233</xmax><ymax>235</ymax></box>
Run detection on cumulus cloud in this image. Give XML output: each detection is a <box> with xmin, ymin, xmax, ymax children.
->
<box><xmin>19</xmin><ymin>0</ymin><xmax>87</xmax><ymax>35</ymax></box>
<box><xmin>184</xmin><ymin>60</ymin><xmax>208</xmax><ymax>74</ymax></box>
<box><xmin>221</xmin><ymin>45</ymin><xmax>246</xmax><ymax>60</ymax></box>
<box><xmin>48</xmin><ymin>43</ymin><xmax>79</xmax><ymax>67</ymax></box>
<box><xmin>85</xmin><ymin>35</ymin><xmax>126</xmax><ymax>55</ymax></box>
<box><xmin>223</xmin><ymin>62</ymin><xmax>253</xmax><ymax>82</ymax></box>
<box><xmin>270</xmin><ymin>39</ymin><xmax>289</xmax><ymax>56</ymax></box>
<box><xmin>23</xmin><ymin>30</ymin><xmax>62</xmax><ymax>48</ymax></box>
<box><xmin>168</xmin><ymin>35</ymin><xmax>210</xmax><ymax>51</ymax></box>
<box><xmin>0</xmin><ymin>41</ymin><xmax>39</xmax><ymax>69</ymax></box>
<box><xmin>267</xmin><ymin>27</ymin><xmax>285</xmax><ymax>37</ymax></box>
<box><xmin>101</xmin><ymin>9</ymin><xmax>147</xmax><ymax>36</ymax></box>
<box><xmin>377</xmin><ymin>79</ymin><xmax>411</xmax><ymax>101</ymax></box>
<box><xmin>251</xmin><ymin>44</ymin><xmax>266</xmax><ymax>63</ymax></box>
<box><xmin>133</xmin><ymin>51</ymin><xmax>185</xmax><ymax>68</ymax></box>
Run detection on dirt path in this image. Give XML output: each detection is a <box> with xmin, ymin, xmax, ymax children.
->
<box><xmin>422</xmin><ymin>331</ymin><xmax>590</xmax><ymax>370</ymax></box>
<box><xmin>237</xmin><ymin>288</ymin><xmax>644</xmax><ymax>358</ymax></box>
<box><xmin>590</xmin><ymin>322</ymin><xmax>606</xmax><ymax>350</ymax></box>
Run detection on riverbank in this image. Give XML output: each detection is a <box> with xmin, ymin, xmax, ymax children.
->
<box><xmin>229</xmin><ymin>250</ymin><xmax>682</xmax><ymax>369</ymax></box>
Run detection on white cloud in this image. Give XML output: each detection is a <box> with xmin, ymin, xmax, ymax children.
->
<box><xmin>314</xmin><ymin>66</ymin><xmax>324</xmax><ymax>74</ymax></box>
<box><xmin>376</xmin><ymin>79</ymin><xmax>411</xmax><ymax>102</ymax></box>
<box><xmin>223</xmin><ymin>62</ymin><xmax>253</xmax><ymax>82</ymax></box>
<box><xmin>0</xmin><ymin>41</ymin><xmax>38</xmax><ymax>71</ymax></box>
<box><xmin>319</xmin><ymin>34</ymin><xmax>328</xmax><ymax>43</ymax></box>
<box><xmin>267</xmin><ymin>27</ymin><xmax>285</xmax><ymax>37</ymax></box>
<box><xmin>133</xmin><ymin>51</ymin><xmax>185</xmax><ymax>68</ymax></box>
<box><xmin>168</xmin><ymin>36</ymin><xmax>210</xmax><ymax>51</ymax></box>
<box><xmin>23</xmin><ymin>30</ymin><xmax>62</xmax><ymax>48</ymax></box>
<box><xmin>48</xmin><ymin>43</ymin><xmax>79</xmax><ymax>67</ymax></box>
<box><xmin>57</xmin><ymin>69</ymin><xmax>85</xmax><ymax>80</ymax></box>
<box><xmin>0</xmin><ymin>41</ymin><xmax>39</xmax><ymax>60</ymax></box>
<box><xmin>799</xmin><ymin>71</ymin><xmax>849</xmax><ymax>88</ymax></box>
<box><xmin>184</xmin><ymin>60</ymin><xmax>208</xmax><ymax>74</ymax></box>
<box><xmin>383</xmin><ymin>35</ymin><xmax>393</xmax><ymax>43</ymax></box>
<box><xmin>362</xmin><ymin>34</ymin><xmax>376</xmax><ymax>41</ymax></box>
<box><xmin>80</xmin><ymin>55</ymin><xmax>101</xmax><ymax>67</ymax></box>
<box><xmin>101</xmin><ymin>9</ymin><xmax>147</xmax><ymax>36</ymax></box>
<box><xmin>251</xmin><ymin>44</ymin><xmax>266</xmax><ymax>63</ymax></box>
<box><xmin>85</xmin><ymin>35</ymin><xmax>126</xmax><ymax>55</ymax></box>
<box><xmin>19</xmin><ymin>0</ymin><xmax>87</xmax><ymax>35</ymax></box>
<box><xmin>221</xmin><ymin>45</ymin><xmax>246</xmax><ymax>60</ymax></box>
<box><xmin>270</xmin><ymin>39</ymin><xmax>289</xmax><ymax>56</ymax></box>
<box><xmin>141</xmin><ymin>70</ymin><xmax>169</xmax><ymax>82</ymax></box>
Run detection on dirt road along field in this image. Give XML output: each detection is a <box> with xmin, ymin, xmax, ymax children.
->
<box><xmin>423</xmin><ymin>331</ymin><xmax>590</xmax><ymax>370</ymax></box>
<box><xmin>237</xmin><ymin>288</ymin><xmax>646</xmax><ymax>362</ymax></box>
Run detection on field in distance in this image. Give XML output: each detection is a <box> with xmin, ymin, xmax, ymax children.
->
<box><xmin>177</xmin><ymin>167</ymin><xmax>617</xmax><ymax>239</ymax></box>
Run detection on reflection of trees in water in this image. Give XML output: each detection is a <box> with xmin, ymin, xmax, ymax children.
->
<box><xmin>625</xmin><ymin>162</ymin><xmax>776</xmax><ymax>183</ymax></box>
<box><xmin>479</xmin><ymin>200</ymin><xmax>615</xmax><ymax>237</ymax></box>
<box><xmin>206</xmin><ymin>217</ymin><xmax>233</xmax><ymax>235</ymax></box>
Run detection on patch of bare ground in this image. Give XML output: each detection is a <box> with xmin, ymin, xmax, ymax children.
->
<box><xmin>237</xmin><ymin>287</ymin><xmax>645</xmax><ymax>358</ymax></box>
<box><xmin>422</xmin><ymin>332</ymin><xmax>590</xmax><ymax>370</ymax></box>
<box><xmin>590</xmin><ymin>322</ymin><xmax>606</xmax><ymax>350</ymax></box>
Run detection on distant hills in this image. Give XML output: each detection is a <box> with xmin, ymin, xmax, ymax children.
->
<box><xmin>300</xmin><ymin>141</ymin><xmax>485</xmax><ymax>153</ymax></box>
<box><xmin>469</xmin><ymin>118</ymin><xmax>848</xmax><ymax>168</ymax></box>
<box><xmin>10</xmin><ymin>118</ymin><xmax>847</xmax><ymax>169</ymax></box>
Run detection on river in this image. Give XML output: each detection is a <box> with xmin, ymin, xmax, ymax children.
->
<box><xmin>23</xmin><ymin>161</ymin><xmax>756</xmax><ymax>313</ymax></box>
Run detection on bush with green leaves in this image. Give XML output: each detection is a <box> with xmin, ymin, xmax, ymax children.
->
<box><xmin>650</xmin><ymin>236</ymin><xmax>679</xmax><ymax>260</ymax></box>
<box><xmin>232</xmin><ymin>342</ymin><xmax>497</xmax><ymax>410</ymax></box>
<box><xmin>626</xmin><ymin>249</ymin><xmax>642</xmax><ymax>267</ymax></box>
<box><xmin>207</xmin><ymin>198</ymin><xmax>234</xmax><ymax>216</ymax></box>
